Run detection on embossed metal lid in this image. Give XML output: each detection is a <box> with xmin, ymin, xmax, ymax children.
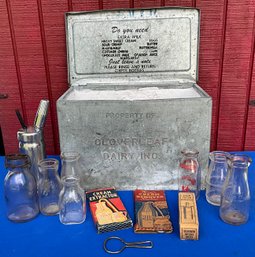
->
<box><xmin>66</xmin><ymin>7</ymin><xmax>200</xmax><ymax>86</ymax></box>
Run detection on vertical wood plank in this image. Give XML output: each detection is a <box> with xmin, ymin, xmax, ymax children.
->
<box><xmin>40</xmin><ymin>0</ymin><xmax>69</xmax><ymax>154</ymax></box>
<box><xmin>0</xmin><ymin>0</ymin><xmax>22</xmax><ymax>153</ymax></box>
<box><xmin>8</xmin><ymin>0</ymin><xmax>55</xmax><ymax>154</ymax></box>
<box><xmin>165</xmin><ymin>0</ymin><xmax>194</xmax><ymax>6</ymax></box>
<box><xmin>72</xmin><ymin>0</ymin><xmax>99</xmax><ymax>11</ymax></box>
<box><xmin>41</xmin><ymin>0</ymin><xmax>102</xmax><ymax>154</ymax></box>
<box><xmin>67</xmin><ymin>0</ymin><xmax>73</xmax><ymax>11</ymax></box>
<box><xmin>196</xmin><ymin>0</ymin><xmax>226</xmax><ymax>150</ymax></box>
<box><xmin>37</xmin><ymin>0</ymin><xmax>60</xmax><ymax>154</ymax></box>
<box><xmin>134</xmin><ymin>0</ymin><xmax>162</xmax><ymax>8</ymax></box>
<box><xmin>245</xmin><ymin>45</ymin><xmax>255</xmax><ymax>150</ymax></box>
<box><xmin>217</xmin><ymin>0</ymin><xmax>255</xmax><ymax>151</ymax></box>
<box><xmin>102</xmin><ymin>0</ymin><xmax>130</xmax><ymax>10</ymax></box>
<box><xmin>244</xmin><ymin>94</ymin><xmax>255</xmax><ymax>150</ymax></box>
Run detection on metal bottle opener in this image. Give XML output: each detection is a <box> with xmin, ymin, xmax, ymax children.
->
<box><xmin>103</xmin><ymin>236</ymin><xmax>153</xmax><ymax>254</ymax></box>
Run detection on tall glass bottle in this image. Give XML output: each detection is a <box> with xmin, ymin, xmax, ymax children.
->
<box><xmin>38</xmin><ymin>158</ymin><xmax>62</xmax><ymax>215</ymax></box>
<box><xmin>220</xmin><ymin>154</ymin><xmax>251</xmax><ymax>225</ymax></box>
<box><xmin>4</xmin><ymin>154</ymin><xmax>39</xmax><ymax>222</ymax></box>
<box><xmin>206</xmin><ymin>151</ymin><xmax>230</xmax><ymax>206</ymax></box>
<box><xmin>178</xmin><ymin>149</ymin><xmax>201</xmax><ymax>200</ymax></box>
<box><xmin>59</xmin><ymin>177</ymin><xmax>86</xmax><ymax>225</ymax></box>
<box><xmin>61</xmin><ymin>152</ymin><xmax>83</xmax><ymax>185</ymax></box>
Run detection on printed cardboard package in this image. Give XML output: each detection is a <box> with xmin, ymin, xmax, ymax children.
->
<box><xmin>178</xmin><ymin>192</ymin><xmax>199</xmax><ymax>240</ymax></box>
<box><xmin>134</xmin><ymin>190</ymin><xmax>173</xmax><ymax>233</ymax></box>
<box><xmin>87</xmin><ymin>187</ymin><xmax>133</xmax><ymax>233</ymax></box>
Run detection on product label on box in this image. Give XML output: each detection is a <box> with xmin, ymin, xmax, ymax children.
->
<box><xmin>179</xmin><ymin>192</ymin><xmax>199</xmax><ymax>240</ymax></box>
<box><xmin>134</xmin><ymin>190</ymin><xmax>173</xmax><ymax>233</ymax></box>
<box><xmin>86</xmin><ymin>187</ymin><xmax>133</xmax><ymax>233</ymax></box>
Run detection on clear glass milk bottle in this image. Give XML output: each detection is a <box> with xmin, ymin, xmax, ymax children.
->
<box><xmin>220</xmin><ymin>154</ymin><xmax>251</xmax><ymax>225</ymax></box>
<box><xmin>4</xmin><ymin>154</ymin><xmax>39</xmax><ymax>222</ymax></box>
<box><xmin>38</xmin><ymin>158</ymin><xmax>62</xmax><ymax>215</ymax></box>
<box><xmin>206</xmin><ymin>151</ymin><xmax>230</xmax><ymax>206</ymax></box>
<box><xmin>59</xmin><ymin>177</ymin><xmax>86</xmax><ymax>225</ymax></box>
<box><xmin>178</xmin><ymin>149</ymin><xmax>201</xmax><ymax>200</ymax></box>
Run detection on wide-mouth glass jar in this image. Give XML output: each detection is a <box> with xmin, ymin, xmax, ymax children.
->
<box><xmin>4</xmin><ymin>154</ymin><xmax>39</xmax><ymax>222</ymax></box>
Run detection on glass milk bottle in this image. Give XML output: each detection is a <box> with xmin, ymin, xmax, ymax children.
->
<box><xmin>178</xmin><ymin>149</ymin><xmax>201</xmax><ymax>200</ymax></box>
<box><xmin>220</xmin><ymin>154</ymin><xmax>251</xmax><ymax>225</ymax></box>
<box><xmin>59</xmin><ymin>177</ymin><xmax>86</xmax><ymax>225</ymax></box>
<box><xmin>38</xmin><ymin>158</ymin><xmax>62</xmax><ymax>215</ymax></box>
<box><xmin>206</xmin><ymin>151</ymin><xmax>230</xmax><ymax>206</ymax></box>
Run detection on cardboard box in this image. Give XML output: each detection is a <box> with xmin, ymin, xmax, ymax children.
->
<box><xmin>86</xmin><ymin>187</ymin><xmax>133</xmax><ymax>233</ymax></box>
<box><xmin>179</xmin><ymin>192</ymin><xmax>199</xmax><ymax>240</ymax></box>
<box><xmin>134</xmin><ymin>190</ymin><xmax>173</xmax><ymax>233</ymax></box>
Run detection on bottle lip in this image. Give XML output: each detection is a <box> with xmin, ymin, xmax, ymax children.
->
<box><xmin>60</xmin><ymin>151</ymin><xmax>80</xmax><ymax>161</ymax></box>
<box><xmin>5</xmin><ymin>154</ymin><xmax>30</xmax><ymax>169</ymax></box>
<box><xmin>209</xmin><ymin>151</ymin><xmax>230</xmax><ymax>162</ymax></box>
<box><xmin>230</xmin><ymin>154</ymin><xmax>252</xmax><ymax>168</ymax></box>
<box><xmin>38</xmin><ymin>158</ymin><xmax>59</xmax><ymax>169</ymax></box>
<box><xmin>181</xmin><ymin>149</ymin><xmax>199</xmax><ymax>156</ymax></box>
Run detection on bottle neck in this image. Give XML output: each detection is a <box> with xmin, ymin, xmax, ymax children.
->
<box><xmin>61</xmin><ymin>152</ymin><xmax>80</xmax><ymax>165</ymax></box>
<box><xmin>40</xmin><ymin>168</ymin><xmax>58</xmax><ymax>177</ymax></box>
<box><xmin>61</xmin><ymin>153</ymin><xmax>80</xmax><ymax>171</ymax></box>
<box><xmin>228</xmin><ymin>160</ymin><xmax>249</xmax><ymax>186</ymax></box>
<box><xmin>229</xmin><ymin>155</ymin><xmax>250</xmax><ymax>175</ymax></box>
<box><xmin>181</xmin><ymin>149</ymin><xmax>199</xmax><ymax>159</ymax></box>
<box><xmin>63</xmin><ymin>177</ymin><xmax>80</xmax><ymax>189</ymax></box>
<box><xmin>5</xmin><ymin>154</ymin><xmax>30</xmax><ymax>170</ymax></box>
<box><xmin>182</xmin><ymin>153</ymin><xmax>199</xmax><ymax>163</ymax></box>
<box><xmin>183</xmin><ymin>155</ymin><xmax>198</xmax><ymax>161</ymax></box>
<box><xmin>230</xmin><ymin>164</ymin><xmax>248</xmax><ymax>177</ymax></box>
<box><xmin>38</xmin><ymin>158</ymin><xmax>59</xmax><ymax>178</ymax></box>
<box><xmin>61</xmin><ymin>153</ymin><xmax>81</xmax><ymax>180</ymax></box>
<box><xmin>62</xmin><ymin>159</ymin><xmax>78</xmax><ymax>168</ymax></box>
<box><xmin>209</xmin><ymin>151</ymin><xmax>229</xmax><ymax>164</ymax></box>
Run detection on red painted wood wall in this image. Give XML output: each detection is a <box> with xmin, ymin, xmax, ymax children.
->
<box><xmin>0</xmin><ymin>0</ymin><xmax>255</xmax><ymax>155</ymax></box>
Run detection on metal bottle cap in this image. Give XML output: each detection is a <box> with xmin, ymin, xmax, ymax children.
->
<box><xmin>17</xmin><ymin>127</ymin><xmax>42</xmax><ymax>143</ymax></box>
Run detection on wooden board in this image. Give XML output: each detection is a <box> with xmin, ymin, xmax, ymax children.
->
<box><xmin>216</xmin><ymin>0</ymin><xmax>255</xmax><ymax>151</ymax></box>
<box><xmin>9</xmin><ymin>0</ymin><xmax>55</xmax><ymax>154</ymax></box>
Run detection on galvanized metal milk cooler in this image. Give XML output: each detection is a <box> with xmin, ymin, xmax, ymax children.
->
<box><xmin>57</xmin><ymin>7</ymin><xmax>212</xmax><ymax>190</ymax></box>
